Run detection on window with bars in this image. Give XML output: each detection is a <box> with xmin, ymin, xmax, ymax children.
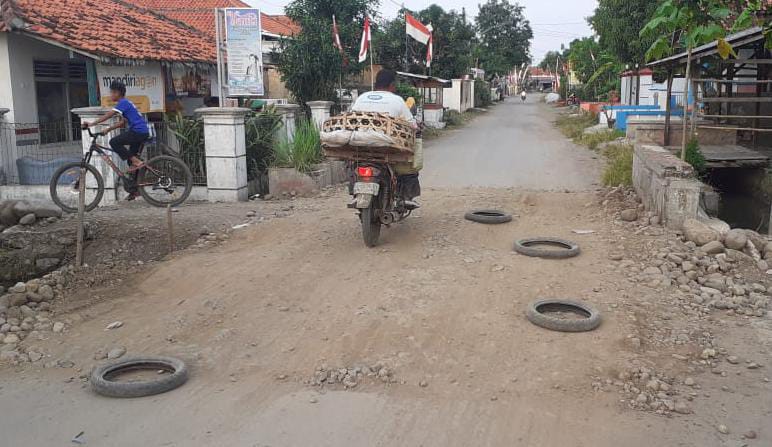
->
<box><xmin>33</xmin><ymin>60</ymin><xmax>90</xmax><ymax>144</ymax></box>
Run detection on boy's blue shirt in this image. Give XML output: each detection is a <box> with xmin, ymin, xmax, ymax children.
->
<box><xmin>113</xmin><ymin>98</ymin><xmax>149</xmax><ymax>134</ymax></box>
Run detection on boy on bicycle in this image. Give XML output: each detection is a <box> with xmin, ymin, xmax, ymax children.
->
<box><xmin>82</xmin><ymin>81</ymin><xmax>150</xmax><ymax>199</ymax></box>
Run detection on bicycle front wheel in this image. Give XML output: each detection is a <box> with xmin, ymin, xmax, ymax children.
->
<box><xmin>49</xmin><ymin>162</ymin><xmax>104</xmax><ymax>213</ymax></box>
<box><xmin>137</xmin><ymin>155</ymin><xmax>193</xmax><ymax>208</ymax></box>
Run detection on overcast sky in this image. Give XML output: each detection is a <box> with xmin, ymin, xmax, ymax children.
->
<box><xmin>249</xmin><ymin>0</ymin><xmax>598</xmax><ymax>64</ymax></box>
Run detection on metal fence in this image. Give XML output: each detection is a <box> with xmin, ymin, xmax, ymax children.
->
<box><xmin>150</xmin><ymin>121</ymin><xmax>207</xmax><ymax>186</ymax></box>
<box><xmin>0</xmin><ymin>120</ymin><xmax>83</xmax><ymax>186</ymax></box>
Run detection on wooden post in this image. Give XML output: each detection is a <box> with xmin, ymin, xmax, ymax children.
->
<box><xmin>681</xmin><ymin>46</ymin><xmax>693</xmax><ymax>161</ymax></box>
<box><xmin>75</xmin><ymin>167</ymin><xmax>87</xmax><ymax>266</ymax></box>
<box><xmin>167</xmin><ymin>205</ymin><xmax>175</xmax><ymax>254</ymax></box>
<box><xmin>664</xmin><ymin>68</ymin><xmax>674</xmax><ymax>146</ymax></box>
<box><xmin>690</xmin><ymin>58</ymin><xmax>699</xmax><ymax>135</ymax></box>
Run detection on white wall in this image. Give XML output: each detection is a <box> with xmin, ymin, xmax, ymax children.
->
<box><xmin>6</xmin><ymin>33</ymin><xmax>82</xmax><ymax>123</ymax></box>
<box><xmin>443</xmin><ymin>79</ymin><xmax>474</xmax><ymax>113</ymax></box>
<box><xmin>0</xmin><ymin>33</ymin><xmax>15</xmax><ymax>122</ymax></box>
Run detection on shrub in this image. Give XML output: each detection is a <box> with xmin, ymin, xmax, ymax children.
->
<box><xmin>396</xmin><ymin>83</ymin><xmax>420</xmax><ymax>101</ymax></box>
<box><xmin>246</xmin><ymin>108</ymin><xmax>283</xmax><ymax>179</ymax></box>
<box><xmin>685</xmin><ymin>138</ymin><xmax>706</xmax><ymax>174</ymax></box>
<box><xmin>167</xmin><ymin>112</ymin><xmax>205</xmax><ymax>181</ymax></box>
<box><xmin>445</xmin><ymin>110</ymin><xmax>464</xmax><ymax>127</ymax></box>
<box><xmin>474</xmin><ymin>79</ymin><xmax>492</xmax><ymax>107</ymax></box>
<box><xmin>602</xmin><ymin>143</ymin><xmax>634</xmax><ymax>187</ymax></box>
<box><xmin>272</xmin><ymin>118</ymin><xmax>322</xmax><ymax>173</ymax></box>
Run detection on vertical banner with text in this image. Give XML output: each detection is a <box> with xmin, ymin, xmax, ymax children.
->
<box><xmin>225</xmin><ymin>8</ymin><xmax>264</xmax><ymax>97</ymax></box>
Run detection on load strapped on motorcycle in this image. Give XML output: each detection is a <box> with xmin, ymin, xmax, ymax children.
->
<box><xmin>320</xmin><ymin>112</ymin><xmax>418</xmax><ymax>247</ymax></box>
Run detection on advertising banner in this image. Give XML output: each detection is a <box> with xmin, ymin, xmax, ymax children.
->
<box><xmin>96</xmin><ymin>62</ymin><xmax>164</xmax><ymax>113</ymax></box>
<box><xmin>225</xmin><ymin>8</ymin><xmax>264</xmax><ymax>97</ymax></box>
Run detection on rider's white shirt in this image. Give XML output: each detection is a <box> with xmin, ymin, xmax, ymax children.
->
<box><xmin>351</xmin><ymin>91</ymin><xmax>416</xmax><ymax>125</ymax></box>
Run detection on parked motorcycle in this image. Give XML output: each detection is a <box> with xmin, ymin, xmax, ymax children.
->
<box><xmin>348</xmin><ymin>162</ymin><xmax>413</xmax><ymax>247</ymax></box>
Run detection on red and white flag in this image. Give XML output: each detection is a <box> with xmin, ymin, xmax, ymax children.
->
<box><xmin>358</xmin><ymin>17</ymin><xmax>371</xmax><ymax>63</ymax></box>
<box><xmin>406</xmin><ymin>13</ymin><xmax>431</xmax><ymax>44</ymax></box>
<box><xmin>332</xmin><ymin>15</ymin><xmax>343</xmax><ymax>53</ymax></box>
<box><xmin>426</xmin><ymin>34</ymin><xmax>433</xmax><ymax>67</ymax></box>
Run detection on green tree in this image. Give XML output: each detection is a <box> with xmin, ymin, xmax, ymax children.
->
<box><xmin>475</xmin><ymin>0</ymin><xmax>533</xmax><ymax>77</ymax></box>
<box><xmin>276</xmin><ymin>0</ymin><xmax>380</xmax><ymax>108</ymax></box>
<box><xmin>538</xmin><ymin>50</ymin><xmax>564</xmax><ymax>71</ymax></box>
<box><xmin>589</xmin><ymin>0</ymin><xmax>659</xmax><ymax>65</ymax></box>
<box><xmin>377</xmin><ymin>5</ymin><xmax>476</xmax><ymax>80</ymax></box>
<box><xmin>564</xmin><ymin>38</ymin><xmax>623</xmax><ymax>101</ymax></box>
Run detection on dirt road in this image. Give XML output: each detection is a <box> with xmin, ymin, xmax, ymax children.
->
<box><xmin>1</xmin><ymin>100</ymin><xmax>770</xmax><ymax>446</ymax></box>
<box><xmin>423</xmin><ymin>95</ymin><xmax>600</xmax><ymax>190</ymax></box>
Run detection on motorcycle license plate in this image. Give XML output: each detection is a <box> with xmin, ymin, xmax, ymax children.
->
<box><xmin>353</xmin><ymin>182</ymin><xmax>379</xmax><ymax>196</ymax></box>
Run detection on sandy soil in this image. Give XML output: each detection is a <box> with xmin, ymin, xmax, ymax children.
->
<box><xmin>0</xmin><ymin>99</ymin><xmax>769</xmax><ymax>447</ymax></box>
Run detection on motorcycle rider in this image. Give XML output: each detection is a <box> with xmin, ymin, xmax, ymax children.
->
<box><xmin>351</xmin><ymin>69</ymin><xmax>421</xmax><ymax>209</ymax></box>
<box><xmin>520</xmin><ymin>90</ymin><xmax>527</xmax><ymax>102</ymax></box>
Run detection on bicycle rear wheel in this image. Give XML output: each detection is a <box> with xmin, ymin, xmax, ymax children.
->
<box><xmin>49</xmin><ymin>162</ymin><xmax>104</xmax><ymax>213</ymax></box>
<box><xmin>137</xmin><ymin>155</ymin><xmax>193</xmax><ymax>208</ymax></box>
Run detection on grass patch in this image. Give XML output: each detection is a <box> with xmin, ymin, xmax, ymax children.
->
<box><xmin>576</xmin><ymin>129</ymin><xmax>625</xmax><ymax>151</ymax></box>
<box><xmin>601</xmin><ymin>143</ymin><xmax>634</xmax><ymax>187</ymax></box>
<box><xmin>556</xmin><ymin>112</ymin><xmax>597</xmax><ymax>139</ymax></box>
<box><xmin>272</xmin><ymin>119</ymin><xmax>322</xmax><ymax>173</ymax></box>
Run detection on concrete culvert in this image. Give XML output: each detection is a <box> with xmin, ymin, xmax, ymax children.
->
<box><xmin>525</xmin><ymin>299</ymin><xmax>601</xmax><ymax>332</ymax></box>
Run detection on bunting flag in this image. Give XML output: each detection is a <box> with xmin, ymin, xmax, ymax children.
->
<box><xmin>358</xmin><ymin>17</ymin><xmax>371</xmax><ymax>63</ymax></box>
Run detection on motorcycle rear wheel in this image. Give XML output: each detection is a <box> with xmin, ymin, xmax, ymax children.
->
<box><xmin>361</xmin><ymin>203</ymin><xmax>381</xmax><ymax>248</ymax></box>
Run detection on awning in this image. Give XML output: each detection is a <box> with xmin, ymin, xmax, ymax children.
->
<box><xmin>648</xmin><ymin>27</ymin><xmax>765</xmax><ymax>67</ymax></box>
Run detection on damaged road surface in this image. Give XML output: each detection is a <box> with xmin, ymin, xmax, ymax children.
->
<box><xmin>1</xmin><ymin>99</ymin><xmax>770</xmax><ymax>446</ymax></box>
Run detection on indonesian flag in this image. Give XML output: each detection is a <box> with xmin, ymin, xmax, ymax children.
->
<box><xmin>332</xmin><ymin>15</ymin><xmax>343</xmax><ymax>54</ymax></box>
<box><xmin>358</xmin><ymin>17</ymin><xmax>371</xmax><ymax>63</ymax></box>
<box><xmin>406</xmin><ymin>13</ymin><xmax>431</xmax><ymax>44</ymax></box>
<box><xmin>426</xmin><ymin>34</ymin><xmax>433</xmax><ymax>67</ymax></box>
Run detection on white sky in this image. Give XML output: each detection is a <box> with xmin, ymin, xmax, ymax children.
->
<box><xmin>248</xmin><ymin>0</ymin><xmax>598</xmax><ymax>63</ymax></box>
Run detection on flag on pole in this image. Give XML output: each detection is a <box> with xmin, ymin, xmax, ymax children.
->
<box><xmin>426</xmin><ymin>34</ymin><xmax>433</xmax><ymax>67</ymax></box>
<box><xmin>358</xmin><ymin>17</ymin><xmax>371</xmax><ymax>63</ymax></box>
<box><xmin>406</xmin><ymin>13</ymin><xmax>431</xmax><ymax>44</ymax></box>
<box><xmin>332</xmin><ymin>15</ymin><xmax>343</xmax><ymax>54</ymax></box>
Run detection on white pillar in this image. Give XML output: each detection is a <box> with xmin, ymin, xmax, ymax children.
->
<box><xmin>306</xmin><ymin>101</ymin><xmax>334</xmax><ymax>129</ymax></box>
<box><xmin>275</xmin><ymin>104</ymin><xmax>300</xmax><ymax>143</ymax></box>
<box><xmin>196</xmin><ymin>107</ymin><xmax>251</xmax><ymax>202</ymax></box>
<box><xmin>71</xmin><ymin>106</ymin><xmax>121</xmax><ymax>205</ymax></box>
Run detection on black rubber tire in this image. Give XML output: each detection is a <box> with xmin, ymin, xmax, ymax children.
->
<box><xmin>137</xmin><ymin>155</ymin><xmax>193</xmax><ymax>208</ymax></box>
<box><xmin>526</xmin><ymin>299</ymin><xmax>601</xmax><ymax>332</ymax></box>
<box><xmin>90</xmin><ymin>356</ymin><xmax>188</xmax><ymax>398</ymax></box>
<box><xmin>464</xmin><ymin>209</ymin><xmax>513</xmax><ymax>224</ymax></box>
<box><xmin>49</xmin><ymin>162</ymin><xmax>104</xmax><ymax>213</ymax></box>
<box><xmin>514</xmin><ymin>237</ymin><xmax>581</xmax><ymax>259</ymax></box>
<box><xmin>361</xmin><ymin>203</ymin><xmax>381</xmax><ymax>248</ymax></box>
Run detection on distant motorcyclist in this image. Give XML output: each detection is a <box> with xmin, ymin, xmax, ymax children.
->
<box><xmin>520</xmin><ymin>90</ymin><xmax>527</xmax><ymax>102</ymax></box>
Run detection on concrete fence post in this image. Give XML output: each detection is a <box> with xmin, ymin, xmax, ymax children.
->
<box><xmin>306</xmin><ymin>101</ymin><xmax>334</xmax><ymax>129</ymax></box>
<box><xmin>72</xmin><ymin>107</ymin><xmax>122</xmax><ymax>205</ymax></box>
<box><xmin>195</xmin><ymin>107</ymin><xmax>251</xmax><ymax>202</ymax></box>
<box><xmin>274</xmin><ymin>104</ymin><xmax>300</xmax><ymax>143</ymax></box>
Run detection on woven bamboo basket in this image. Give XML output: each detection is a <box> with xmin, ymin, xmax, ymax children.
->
<box><xmin>322</xmin><ymin>112</ymin><xmax>416</xmax><ymax>161</ymax></box>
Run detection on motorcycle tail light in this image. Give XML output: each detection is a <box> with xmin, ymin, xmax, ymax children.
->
<box><xmin>357</xmin><ymin>166</ymin><xmax>375</xmax><ymax>177</ymax></box>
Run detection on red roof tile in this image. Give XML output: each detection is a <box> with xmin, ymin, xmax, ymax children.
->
<box><xmin>1</xmin><ymin>0</ymin><xmax>216</xmax><ymax>63</ymax></box>
<box><xmin>127</xmin><ymin>0</ymin><xmax>299</xmax><ymax>38</ymax></box>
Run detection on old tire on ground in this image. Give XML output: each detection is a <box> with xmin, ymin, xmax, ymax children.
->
<box><xmin>464</xmin><ymin>210</ymin><xmax>513</xmax><ymax>224</ymax></box>
<box><xmin>91</xmin><ymin>356</ymin><xmax>188</xmax><ymax>398</ymax></box>
<box><xmin>526</xmin><ymin>299</ymin><xmax>601</xmax><ymax>332</ymax></box>
<box><xmin>514</xmin><ymin>237</ymin><xmax>580</xmax><ymax>259</ymax></box>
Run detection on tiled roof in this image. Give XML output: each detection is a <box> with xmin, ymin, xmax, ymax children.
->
<box><xmin>127</xmin><ymin>0</ymin><xmax>300</xmax><ymax>37</ymax></box>
<box><xmin>0</xmin><ymin>0</ymin><xmax>216</xmax><ymax>63</ymax></box>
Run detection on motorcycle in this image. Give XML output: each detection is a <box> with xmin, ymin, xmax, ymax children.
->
<box><xmin>348</xmin><ymin>162</ymin><xmax>413</xmax><ymax>247</ymax></box>
<box><xmin>520</xmin><ymin>91</ymin><xmax>527</xmax><ymax>102</ymax></box>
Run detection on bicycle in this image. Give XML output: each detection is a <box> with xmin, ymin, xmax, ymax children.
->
<box><xmin>49</xmin><ymin>128</ymin><xmax>193</xmax><ymax>213</ymax></box>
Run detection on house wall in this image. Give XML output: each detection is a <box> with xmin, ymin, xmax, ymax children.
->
<box><xmin>6</xmin><ymin>33</ymin><xmax>79</xmax><ymax>123</ymax></box>
<box><xmin>0</xmin><ymin>34</ymin><xmax>14</xmax><ymax>121</ymax></box>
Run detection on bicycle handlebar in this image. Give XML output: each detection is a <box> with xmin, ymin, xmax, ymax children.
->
<box><xmin>82</xmin><ymin>127</ymin><xmax>104</xmax><ymax>139</ymax></box>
